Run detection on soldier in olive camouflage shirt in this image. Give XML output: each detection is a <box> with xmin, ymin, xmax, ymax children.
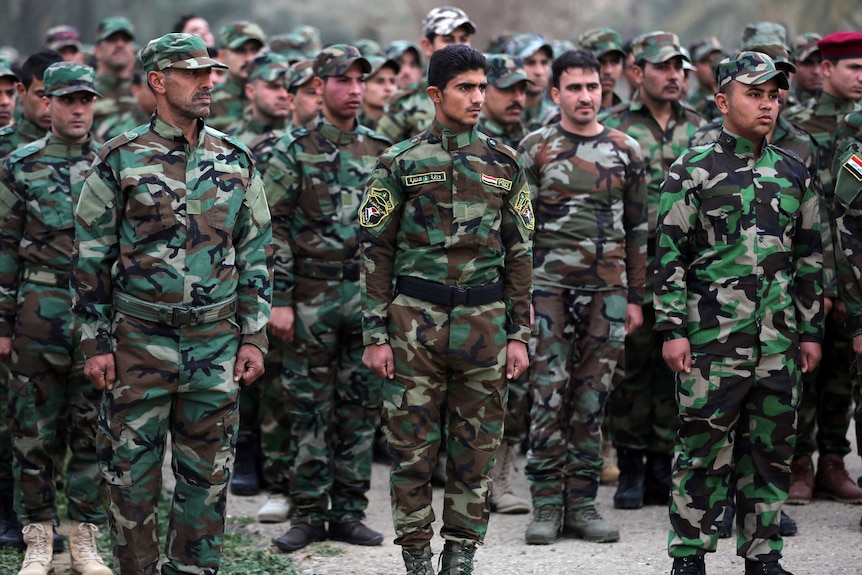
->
<box><xmin>208</xmin><ymin>21</ymin><xmax>267</xmax><ymax>133</ymax></box>
<box><xmin>91</xmin><ymin>17</ymin><xmax>137</xmax><ymax>135</ymax></box>
<box><xmin>0</xmin><ymin>50</ymin><xmax>62</xmax><ymax>159</ymax></box>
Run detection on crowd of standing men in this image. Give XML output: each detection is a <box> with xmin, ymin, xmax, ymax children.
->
<box><xmin>0</xmin><ymin>5</ymin><xmax>859</xmax><ymax>575</ymax></box>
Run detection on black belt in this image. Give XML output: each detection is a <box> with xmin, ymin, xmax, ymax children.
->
<box><xmin>395</xmin><ymin>276</ymin><xmax>504</xmax><ymax>307</ymax></box>
<box><xmin>294</xmin><ymin>259</ymin><xmax>360</xmax><ymax>282</ymax></box>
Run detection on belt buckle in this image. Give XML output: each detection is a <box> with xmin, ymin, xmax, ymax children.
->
<box><xmin>450</xmin><ymin>285</ymin><xmax>469</xmax><ymax>306</ymax></box>
<box><xmin>169</xmin><ymin>305</ymin><xmax>196</xmax><ymax>327</ymax></box>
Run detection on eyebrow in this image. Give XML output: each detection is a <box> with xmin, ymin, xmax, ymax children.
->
<box><xmin>454</xmin><ymin>81</ymin><xmax>487</xmax><ymax>90</ymax></box>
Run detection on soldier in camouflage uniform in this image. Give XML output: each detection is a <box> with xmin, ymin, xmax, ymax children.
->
<box><xmin>790</xmin><ymin>34</ymin><xmax>822</xmax><ymax>108</ymax></box>
<box><xmin>93</xmin><ymin>66</ymin><xmax>157</xmax><ymax>143</ymax></box>
<box><xmin>0</xmin><ymin>62</ymin><xmax>110</xmax><ymax>575</ymax></box>
<box><xmin>599</xmin><ymin>31</ymin><xmax>704</xmax><ymax>512</ymax></box>
<box><xmin>284</xmin><ymin>59</ymin><xmax>321</xmax><ymax>131</ymax></box>
<box><xmin>377</xmin><ymin>6</ymin><xmax>476</xmax><ymax>144</ymax></box>
<box><xmin>209</xmin><ymin>21</ymin><xmax>267</xmax><ymax>134</ymax></box>
<box><xmin>0</xmin><ymin>58</ymin><xmax>17</xmax><ymax>129</ymax></box>
<box><xmin>501</xmin><ymin>33</ymin><xmax>554</xmax><ymax>134</ymax></box>
<box><xmin>385</xmin><ymin>41</ymin><xmax>424</xmax><ymax>90</ymax></box>
<box><xmin>518</xmin><ymin>49</ymin><xmax>647</xmax><ymax>547</ymax></box>
<box><xmin>784</xmin><ymin>32</ymin><xmax>862</xmax><ymax>506</ymax></box>
<box><xmin>263</xmin><ymin>44</ymin><xmax>389</xmax><ymax>553</ymax></box>
<box><xmin>580</xmin><ymin>28</ymin><xmax>628</xmax><ymax>112</ymax></box>
<box><xmin>44</xmin><ymin>25</ymin><xmax>85</xmax><ymax>64</ymax></box>
<box><xmin>70</xmin><ymin>33</ymin><xmax>272</xmax><ymax>575</ymax></box>
<box><xmin>359</xmin><ymin>55</ymin><xmax>400</xmax><ymax>132</ymax></box>
<box><xmin>0</xmin><ymin>51</ymin><xmax>62</xmax><ymax>159</ymax></box>
<box><xmin>360</xmin><ymin>44</ymin><xmax>533</xmax><ymax>575</ymax></box>
<box><xmin>91</xmin><ymin>17</ymin><xmax>137</xmax><ymax>136</ymax></box>
<box><xmin>686</xmin><ymin>37</ymin><xmax>724</xmax><ymax>120</ymax></box>
<box><xmin>655</xmin><ymin>52</ymin><xmax>824</xmax><ymax>575</ymax></box>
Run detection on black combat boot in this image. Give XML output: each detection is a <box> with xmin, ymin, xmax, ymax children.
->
<box><xmin>230</xmin><ymin>433</ymin><xmax>262</xmax><ymax>496</ymax></box>
<box><xmin>0</xmin><ymin>479</ymin><xmax>23</xmax><ymax>551</ymax></box>
<box><xmin>671</xmin><ymin>556</ymin><xmax>705</xmax><ymax>575</ymax></box>
<box><xmin>644</xmin><ymin>451</ymin><xmax>672</xmax><ymax>505</ymax></box>
<box><xmin>613</xmin><ymin>448</ymin><xmax>645</xmax><ymax>509</ymax></box>
<box><xmin>744</xmin><ymin>559</ymin><xmax>793</xmax><ymax>575</ymax></box>
<box><xmin>718</xmin><ymin>485</ymin><xmax>736</xmax><ymax>538</ymax></box>
<box><xmin>438</xmin><ymin>540</ymin><xmax>476</xmax><ymax>575</ymax></box>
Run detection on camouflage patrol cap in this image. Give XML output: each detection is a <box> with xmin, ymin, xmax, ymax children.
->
<box><xmin>485</xmin><ymin>33</ymin><xmax>514</xmax><ymax>55</ymax></box>
<box><xmin>740</xmin><ymin>22</ymin><xmax>788</xmax><ymax>51</ymax></box>
<box><xmin>792</xmin><ymin>33</ymin><xmax>822</xmax><ymax>62</ymax></box>
<box><xmin>504</xmin><ymin>33</ymin><xmax>553</xmax><ymax>59</ymax></box>
<box><xmin>366</xmin><ymin>55</ymin><xmax>401</xmax><ymax>77</ymax></box>
<box><xmin>0</xmin><ymin>57</ymin><xmax>17</xmax><ymax>81</ymax></box>
<box><xmin>244</xmin><ymin>51</ymin><xmax>291</xmax><ymax>82</ymax></box>
<box><xmin>689</xmin><ymin>36</ymin><xmax>723</xmax><ymax>62</ymax></box>
<box><xmin>43</xmin><ymin>61</ymin><xmax>101</xmax><ymax>97</ymax></box>
<box><xmin>717</xmin><ymin>51</ymin><xmax>789</xmax><ymax>90</ymax></box>
<box><xmin>46</xmin><ymin>25</ymin><xmax>83</xmax><ymax>52</ymax></box>
<box><xmin>291</xmin><ymin>25</ymin><xmax>322</xmax><ymax>57</ymax></box>
<box><xmin>97</xmin><ymin>17</ymin><xmax>135</xmax><ymax>42</ymax></box>
<box><xmin>579</xmin><ymin>28</ymin><xmax>625</xmax><ymax>59</ymax></box>
<box><xmin>422</xmin><ymin>6</ymin><xmax>476</xmax><ymax>38</ymax></box>
<box><xmin>485</xmin><ymin>54</ymin><xmax>533</xmax><ymax>89</ymax></box>
<box><xmin>140</xmin><ymin>33</ymin><xmax>228</xmax><ymax>72</ymax></box>
<box><xmin>551</xmin><ymin>39</ymin><xmax>577</xmax><ymax>59</ymax></box>
<box><xmin>219</xmin><ymin>21</ymin><xmax>267</xmax><ymax>51</ymax></box>
<box><xmin>313</xmin><ymin>44</ymin><xmax>371</xmax><ymax>77</ymax></box>
<box><xmin>745</xmin><ymin>44</ymin><xmax>797</xmax><ymax>74</ymax></box>
<box><xmin>269</xmin><ymin>33</ymin><xmax>306</xmax><ymax>62</ymax></box>
<box><xmin>354</xmin><ymin>39</ymin><xmax>383</xmax><ymax>57</ymax></box>
<box><xmin>384</xmin><ymin>40</ymin><xmax>422</xmax><ymax>63</ymax></box>
<box><xmin>631</xmin><ymin>31</ymin><xmax>689</xmax><ymax>64</ymax></box>
<box><xmin>286</xmin><ymin>59</ymin><xmax>315</xmax><ymax>90</ymax></box>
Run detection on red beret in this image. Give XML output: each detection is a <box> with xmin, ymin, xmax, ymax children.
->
<box><xmin>818</xmin><ymin>31</ymin><xmax>862</xmax><ymax>60</ymax></box>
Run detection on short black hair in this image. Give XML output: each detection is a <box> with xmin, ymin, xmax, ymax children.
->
<box><xmin>172</xmin><ymin>13</ymin><xmax>201</xmax><ymax>34</ymax></box>
<box><xmin>19</xmin><ymin>49</ymin><xmax>63</xmax><ymax>89</ymax></box>
<box><xmin>427</xmin><ymin>44</ymin><xmax>486</xmax><ymax>90</ymax></box>
<box><xmin>552</xmin><ymin>49</ymin><xmax>601</xmax><ymax>89</ymax></box>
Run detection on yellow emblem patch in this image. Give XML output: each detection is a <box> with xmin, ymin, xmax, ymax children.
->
<box><xmin>359</xmin><ymin>188</ymin><xmax>394</xmax><ymax>228</ymax></box>
<box><xmin>514</xmin><ymin>188</ymin><xmax>534</xmax><ymax>230</ymax></box>
<box><xmin>403</xmin><ymin>172</ymin><xmax>446</xmax><ymax>186</ymax></box>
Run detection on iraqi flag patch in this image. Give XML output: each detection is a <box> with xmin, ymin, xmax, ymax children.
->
<box><xmin>481</xmin><ymin>173</ymin><xmax>513</xmax><ymax>191</ymax></box>
<box><xmin>359</xmin><ymin>188</ymin><xmax>395</xmax><ymax>228</ymax></box>
<box><xmin>843</xmin><ymin>153</ymin><xmax>862</xmax><ymax>182</ymax></box>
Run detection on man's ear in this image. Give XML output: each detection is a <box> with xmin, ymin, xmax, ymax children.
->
<box><xmin>426</xmin><ymin>84</ymin><xmax>441</xmax><ymax>104</ymax></box>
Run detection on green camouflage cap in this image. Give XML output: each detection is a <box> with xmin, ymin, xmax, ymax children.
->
<box><xmin>140</xmin><ymin>33</ymin><xmax>228</xmax><ymax>72</ymax></box>
<box><xmin>286</xmin><ymin>59</ymin><xmax>315</xmax><ymax>90</ymax></box>
<box><xmin>354</xmin><ymin>39</ymin><xmax>383</xmax><ymax>57</ymax></box>
<box><xmin>97</xmin><ymin>17</ymin><xmax>135</xmax><ymax>42</ymax></box>
<box><xmin>0</xmin><ymin>56</ymin><xmax>17</xmax><ymax>81</ymax></box>
<box><xmin>313</xmin><ymin>44</ymin><xmax>371</xmax><ymax>77</ymax></box>
<box><xmin>792</xmin><ymin>33</ymin><xmax>822</xmax><ymax>62</ymax></box>
<box><xmin>740</xmin><ymin>22</ymin><xmax>788</xmax><ymax>51</ymax></box>
<box><xmin>485</xmin><ymin>33</ymin><xmax>514</xmax><ymax>55</ymax></box>
<box><xmin>43</xmin><ymin>61</ymin><xmax>101</xmax><ymax>97</ymax></box>
<box><xmin>485</xmin><ymin>54</ymin><xmax>533</xmax><ymax>89</ymax></box>
<box><xmin>745</xmin><ymin>44</ymin><xmax>797</xmax><ymax>74</ymax></box>
<box><xmin>366</xmin><ymin>55</ymin><xmax>401</xmax><ymax>77</ymax></box>
<box><xmin>384</xmin><ymin>40</ymin><xmax>421</xmax><ymax>63</ymax></box>
<box><xmin>244</xmin><ymin>50</ymin><xmax>291</xmax><ymax>82</ymax></box>
<box><xmin>46</xmin><ymin>25</ymin><xmax>83</xmax><ymax>52</ymax></box>
<box><xmin>579</xmin><ymin>28</ymin><xmax>625</xmax><ymax>59</ymax></box>
<box><xmin>504</xmin><ymin>33</ymin><xmax>553</xmax><ymax>59</ymax></box>
<box><xmin>551</xmin><ymin>39</ymin><xmax>577</xmax><ymax>59</ymax></box>
<box><xmin>219</xmin><ymin>21</ymin><xmax>267</xmax><ymax>51</ymax></box>
<box><xmin>422</xmin><ymin>6</ymin><xmax>476</xmax><ymax>37</ymax></box>
<box><xmin>689</xmin><ymin>36</ymin><xmax>723</xmax><ymax>62</ymax></box>
<box><xmin>269</xmin><ymin>33</ymin><xmax>306</xmax><ymax>62</ymax></box>
<box><xmin>291</xmin><ymin>25</ymin><xmax>322</xmax><ymax>57</ymax></box>
<box><xmin>717</xmin><ymin>50</ymin><xmax>789</xmax><ymax>90</ymax></box>
<box><xmin>632</xmin><ymin>31</ymin><xmax>689</xmax><ymax>64</ymax></box>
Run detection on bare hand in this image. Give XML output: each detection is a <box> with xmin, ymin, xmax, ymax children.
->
<box><xmin>824</xmin><ymin>297</ymin><xmax>833</xmax><ymax>319</ymax></box>
<box><xmin>0</xmin><ymin>337</ymin><xmax>10</xmax><ymax>362</ymax></box>
<box><xmin>363</xmin><ymin>343</ymin><xmax>395</xmax><ymax>379</ymax></box>
<box><xmin>234</xmin><ymin>344</ymin><xmax>265</xmax><ymax>385</ymax></box>
<box><xmin>662</xmin><ymin>337</ymin><xmax>691</xmax><ymax>374</ymax></box>
<box><xmin>833</xmin><ymin>299</ymin><xmax>847</xmax><ymax>324</ymax></box>
<box><xmin>854</xmin><ymin>334</ymin><xmax>862</xmax><ymax>357</ymax></box>
<box><xmin>529</xmin><ymin>303</ymin><xmax>535</xmax><ymax>329</ymax></box>
<box><xmin>625</xmin><ymin>303</ymin><xmax>643</xmax><ymax>335</ymax></box>
<box><xmin>84</xmin><ymin>353</ymin><xmax>117</xmax><ymax>390</ymax></box>
<box><xmin>506</xmin><ymin>340</ymin><xmax>529</xmax><ymax>380</ymax></box>
<box><xmin>268</xmin><ymin>306</ymin><xmax>295</xmax><ymax>341</ymax></box>
<box><xmin>799</xmin><ymin>341</ymin><xmax>821</xmax><ymax>373</ymax></box>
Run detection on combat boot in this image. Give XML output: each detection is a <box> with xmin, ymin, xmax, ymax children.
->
<box><xmin>69</xmin><ymin>521</ymin><xmax>111</xmax><ymax>575</ymax></box>
<box><xmin>600</xmin><ymin>437</ymin><xmax>620</xmax><ymax>485</ymax></box>
<box><xmin>614</xmin><ymin>448</ymin><xmax>645</xmax><ymax>509</ymax></box>
<box><xmin>524</xmin><ymin>504</ymin><xmax>562</xmax><ymax>545</ymax></box>
<box><xmin>718</xmin><ymin>491</ymin><xmax>735</xmax><ymax>539</ymax></box>
<box><xmin>230</xmin><ymin>433</ymin><xmax>262</xmax><ymax>496</ymax></box>
<box><xmin>644</xmin><ymin>451</ymin><xmax>672</xmax><ymax>505</ymax></box>
<box><xmin>489</xmin><ymin>442</ymin><xmax>530</xmax><ymax>514</ymax></box>
<box><xmin>670</xmin><ymin>556</ymin><xmax>705</xmax><ymax>575</ymax></box>
<box><xmin>564</xmin><ymin>504</ymin><xmax>619</xmax><ymax>542</ymax></box>
<box><xmin>779</xmin><ymin>511</ymin><xmax>797</xmax><ymax>536</ymax></box>
<box><xmin>787</xmin><ymin>455</ymin><xmax>814</xmax><ymax>504</ymax></box>
<box><xmin>257</xmin><ymin>492</ymin><xmax>292</xmax><ymax>523</ymax></box>
<box><xmin>0</xmin><ymin>479</ymin><xmax>23</xmax><ymax>550</ymax></box>
<box><xmin>814</xmin><ymin>454</ymin><xmax>862</xmax><ymax>503</ymax></box>
<box><xmin>402</xmin><ymin>545</ymin><xmax>434</xmax><ymax>575</ymax></box>
<box><xmin>17</xmin><ymin>522</ymin><xmax>52</xmax><ymax>575</ymax></box>
<box><xmin>744</xmin><ymin>559</ymin><xmax>794</xmax><ymax>575</ymax></box>
<box><xmin>438</xmin><ymin>540</ymin><xmax>475</xmax><ymax>575</ymax></box>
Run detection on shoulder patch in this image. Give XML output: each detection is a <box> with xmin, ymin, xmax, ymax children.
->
<box><xmin>359</xmin><ymin>187</ymin><xmax>395</xmax><ymax>228</ymax></box>
<box><xmin>513</xmin><ymin>186</ymin><xmax>535</xmax><ymax>230</ymax></box>
<box><xmin>843</xmin><ymin>153</ymin><xmax>862</xmax><ymax>182</ymax></box>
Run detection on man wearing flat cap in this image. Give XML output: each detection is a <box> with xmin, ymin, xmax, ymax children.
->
<box><xmin>92</xmin><ymin>17</ymin><xmax>137</xmax><ymax>133</ymax></box>
<box><xmin>655</xmin><ymin>51</ymin><xmax>823</xmax><ymax>575</ymax></box>
<box><xmin>263</xmin><ymin>43</ymin><xmax>389</xmax><ymax>554</ymax></box>
<box><xmin>71</xmin><ymin>32</ymin><xmax>273</xmax><ymax>575</ymax></box>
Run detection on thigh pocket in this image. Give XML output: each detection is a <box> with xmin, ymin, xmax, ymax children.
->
<box><xmin>676</xmin><ymin>353</ymin><xmax>723</xmax><ymax>412</ymax></box>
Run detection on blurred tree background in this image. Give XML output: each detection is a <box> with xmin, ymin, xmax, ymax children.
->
<box><xmin>2</xmin><ymin>0</ymin><xmax>858</xmax><ymax>60</ymax></box>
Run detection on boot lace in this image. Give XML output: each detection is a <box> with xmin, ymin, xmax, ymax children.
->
<box><xmin>535</xmin><ymin>505</ymin><xmax>559</xmax><ymax>521</ymax></box>
<box><xmin>403</xmin><ymin>548</ymin><xmax>434</xmax><ymax>575</ymax></box>
<box><xmin>75</xmin><ymin>523</ymin><xmax>104</xmax><ymax>563</ymax></box>
<box><xmin>22</xmin><ymin>523</ymin><xmax>49</xmax><ymax>566</ymax></box>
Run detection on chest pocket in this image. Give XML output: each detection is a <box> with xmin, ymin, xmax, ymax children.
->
<box><xmin>777</xmin><ymin>189</ymin><xmax>801</xmax><ymax>237</ymax></box>
<box><xmin>33</xmin><ymin>185</ymin><xmax>74</xmax><ymax>230</ymax></box>
<box><xmin>456</xmin><ymin>186</ymin><xmax>504</xmax><ymax>248</ymax></box>
<box><xmin>121</xmin><ymin>165</ymin><xmax>179</xmax><ymax>238</ymax></box>
<box><xmin>700</xmin><ymin>188</ymin><xmax>744</xmax><ymax>244</ymax></box>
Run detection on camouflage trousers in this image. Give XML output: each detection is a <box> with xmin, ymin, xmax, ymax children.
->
<box><xmin>284</xmin><ymin>276</ymin><xmax>379</xmax><ymax>525</ymax></box>
<box><xmin>796</xmin><ymin>315</ymin><xmax>853</xmax><ymax>457</ymax></box>
<box><xmin>607</xmin><ymin>302</ymin><xmax>677</xmax><ymax>454</ymax></box>
<box><xmin>525</xmin><ymin>287</ymin><xmax>626</xmax><ymax>509</ymax></box>
<box><xmin>259</xmin><ymin>336</ymin><xmax>292</xmax><ymax>492</ymax></box>
<box><xmin>98</xmin><ymin>312</ymin><xmax>240</xmax><ymax>575</ymax></box>
<box><xmin>0</xmin><ymin>363</ymin><xmax>11</xmax><ymax>481</ymax></box>
<box><xmin>382</xmin><ymin>294</ymin><xmax>507</xmax><ymax>549</ymax></box>
<box><xmin>669</xmin><ymin>350</ymin><xmax>799</xmax><ymax>562</ymax></box>
<box><xmin>8</xmin><ymin>282</ymin><xmax>105</xmax><ymax>524</ymax></box>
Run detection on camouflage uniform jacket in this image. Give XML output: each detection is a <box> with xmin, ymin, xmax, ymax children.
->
<box><xmin>834</xmin><ymin>136</ymin><xmax>862</xmax><ymax>334</ymax></box>
<box><xmin>232</xmin><ymin>116</ymin><xmax>287</xmax><ymax>149</ymax></box>
<box><xmin>93</xmin><ymin>107</ymin><xmax>150</xmax><ymax>144</ymax></box>
<box><xmin>71</xmin><ymin>115</ymin><xmax>273</xmax><ymax>358</ymax></box>
<box><xmin>360</xmin><ymin>119</ymin><xmax>534</xmax><ymax>346</ymax></box>
<box><xmin>376</xmin><ymin>81</ymin><xmax>434</xmax><ymax>144</ymax></box>
<box><xmin>518</xmin><ymin>123</ymin><xmax>647</xmax><ymax>303</ymax></box>
<box><xmin>654</xmin><ymin>129</ymin><xmax>824</xmax><ymax>358</ymax></box>
<box><xmin>0</xmin><ymin>116</ymin><xmax>48</xmax><ymax>160</ymax></box>
<box><xmin>478</xmin><ymin>116</ymin><xmax>527</xmax><ymax>150</ymax></box>
<box><xmin>92</xmin><ymin>73</ymin><xmax>135</xmax><ymax>131</ymax></box>
<box><xmin>521</xmin><ymin>97</ymin><xmax>555</xmax><ymax>134</ymax></box>
<box><xmin>209</xmin><ymin>76</ymin><xmax>248</xmax><ymax>133</ymax></box>
<box><xmin>263</xmin><ymin>113</ymin><xmax>390</xmax><ymax>308</ymax></box>
<box><xmin>0</xmin><ymin>133</ymin><xmax>100</xmax><ymax>336</ymax></box>
<box><xmin>832</xmin><ymin>111</ymin><xmax>862</xmax><ymax>178</ymax></box>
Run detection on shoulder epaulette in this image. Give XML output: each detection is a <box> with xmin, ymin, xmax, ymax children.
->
<box><xmin>478</xmin><ymin>131</ymin><xmax>520</xmax><ymax>165</ymax></box>
<box><xmin>6</xmin><ymin>136</ymin><xmax>47</xmax><ymax>164</ymax></box>
<box><xmin>100</xmin><ymin>124</ymin><xmax>148</xmax><ymax>157</ymax></box>
<box><xmin>358</xmin><ymin>125</ymin><xmax>393</xmax><ymax>146</ymax></box>
<box><xmin>384</xmin><ymin>134</ymin><xmax>423</xmax><ymax>159</ymax></box>
<box><xmin>0</xmin><ymin>125</ymin><xmax>14</xmax><ymax>137</ymax></box>
<box><xmin>771</xmin><ymin>144</ymin><xmax>806</xmax><ymax>168</ymax></box>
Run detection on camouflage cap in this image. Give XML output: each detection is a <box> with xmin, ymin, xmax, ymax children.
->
<box><xmin>631</xmin><ymin>31</ymin><xmax>689</xmax><ymax>64</ymax></box>
<box><xmin>313</xmin><ymin>44</ymin><xmax>371</xmax><ymax>77</ymax></box>
<box><xmin>269</xmin><ymin>33</ymin><xmax>306</xmax><ymax>62</ymax></box>
<box><xmin>689</xmin><ymin>36</ymin><xmax>723</xmax><ymax>62</ymax></box>
<box><xmin>384</xmin><ymin>40</ymin><xmax>422</xmax><ymax>63</ymax></box>
<box><xmin>219</xmin><ymin>21</ymin><xmax>267</xmax><ymax>51</ymax></box>
<box><xmin>354</xmin><ymin>39</ymin><xmax>383</xmax><ymax>57</ymax></box>
<box><xmin>551</xmin><ymin>39</ymin><xmax>577</xmax><ymax>59</ymax></box>
<box><xmin>43</xmin><ymin>61</ymin><xmax>101</xmax><ymax>97</ymax></box>
<box><xmin>0</xmin><ymin>57</ymin><xmax>17</xmax><ymax>81</ymax></box>
<box><xmin>140</xmin><ymin>33</ymin><xmax>228</xmax><ymax>72</ymax></box>
<box><xmin>504</xmin><ymin>33</ymin><xmax>553</xmax><ymax>59</ymax></box>
<box><xmin>485</xmin><ymin>33</ymin><xmax>514</xmax><ymax>55</ymax></box>
<box><xmin>97</xmin><ymin>17</ymin><xmax>135</xmax><ymax>42</ymax></box>
<box><xmin>46</xmin><ymin>25</ymin><xmax>82</xmax><ymax>52</ymax></box>
<box><xmin>291</xmin><ymin>25</ymin><xmax>322</xmax><ymax>57</ymax></box>
<box><xmin>745</xmin><ymin>44</ymin><xmax>797</xmax><ymax>74</ymax></box>
<box><xmin>244</xmin><ymin>50</ymin><xmax>291</xmax><ymax>82</ymax></box>
<box><xmin>422</xmin><ymin>6</ymin><xmax>476</xmax><ymax>37</ymax></box>
<box><xmin>740</xmin><ymin>22</ymin><xmax>788</xmax><ymax>51</ymax></box>
<box><xmin>680</xmin><ymin>47</ymin><xmax>697</xmax><ymax>71</ymax></box>
<box><xmin>286</xmin><ymin>59</ymin><xmax>315</xmax><ymax>90</ymax></box>
<box><xmin>717</xmin><ymin>51</ymin><xmax>789</xmax><ymax>90</ymax></box>
<box><xmin>579</xmin><ymin>28</ymin><xmax>625</xmax><ymax>59</ymax></box>
<box><xmin>366</xmin><ymin>55</ymin><xmax>401</xmax><ymax>77</ymax></box>
<box><xmin>792</xmin><ymin>33</ymin><xmax>822</xmax><ymax>62</ymax></box>
<box><xmin>485</xmin><ymin>54</ymin><xmax>533</xmax><ymax>89</ymax></box>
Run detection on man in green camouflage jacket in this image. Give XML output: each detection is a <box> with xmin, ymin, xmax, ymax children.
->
<box><xmin>478</xmin><ymin>54</ymin><xmax>532</xmax><ymax>151</ymax></box>
<box><xmin>208</xmin><ymin>21</ymin><xmax>267</xmax><ymax>133</ymax></box>
<box><xmin>655</xmin><ymin>52</ymin><xmax>823</xmax><ymax>575</ymax></box>
<box><xmin>0</xmin><ymin>50</ymin><xmax>62</xmax><ymax>159</ymax></box>
<box><xmin>91</xmin><ymin>17</ymin><xmax>137</xmax><ymax>135</ymax></box>
<box><xmin>71</xmin><ymin>33</ymin><xmax>272</xmax><ymax>575</ymax></box>
<box><xmin>360</xmin><ymin>44</ymin><xmax>533</xmax><ymax>575</ymax></box>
